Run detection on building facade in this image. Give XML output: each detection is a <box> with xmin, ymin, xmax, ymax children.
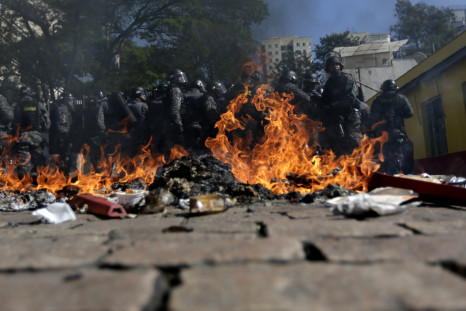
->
<box><xmin>368</xmin><ymin>31</ymin><xmax>466</xmax><ymax>170</ymax></box>
<box><xmin>260</xmin><ymin>36</ymin><xmax>312</xmax><ymax>82</ymax></box>
<box><xmin>334</xmin><ymin>33</ymin><xmax>418</xmax><ymax>99</ymax></box>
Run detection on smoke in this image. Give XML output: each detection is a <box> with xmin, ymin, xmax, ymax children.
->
<box><xmin>253</xmin><ymin>0</ymin><xmax>399</xmax><ymax>45</ymax></box>
<box><xmin>252</xmin><ymin>0</ymin><xmax>321</xmax><ymax>41</ymax></box>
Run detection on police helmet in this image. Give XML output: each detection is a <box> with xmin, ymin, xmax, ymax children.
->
<box><xmin>325</xmin><ymin>55</ymin><xmax>344</xmax><ymax>72</ymax></box>
<box><xmin>168</xmin><ymin>69</ymin><xmax>188</xmax><ymax>85</ymax></box>
<box><xmin>304</xmin><ymin>72</ymin><xmax>319</xmax><ymax>84</ymax></box>
<box><xmin>209</xmin><ymin>81</ymin><xmax>227</xmax><ymax>95</ymax></box>
<box><xmin>381</xmin><ymin>79</ymin><xmax>398</xmax><ymax>92</ymax></box>
<box><xmin>94</xmin><ymin>90</ymin><xmax>105</xmax><ymax>99</ymax></box>
<box><xmin>192</xmin><ymin>79</ymin><xmax>207</xmax><ymax>93</ymax></box>
<box><xmin>20</xmin><ymin>86</ymin><xmax>33</xmax><ymax>97</ymax></box>
<box><xmin>132</xmin><ymin>86</ymin><xmax>146</xmax><ymax>99</ymax></box>
<box><xmin>282</xmin><ymin>70</ymin><xmax>298</xmax><ymax>84</ymax></box>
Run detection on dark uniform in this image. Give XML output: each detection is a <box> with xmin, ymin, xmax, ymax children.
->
<box><xmin>49</xmin><ymin>92</ymin><xmax>75</xmax><ymax>173</ymax></box>
<box><xmin>370</xmin><ymin>79</ymin><xmax>414</xmax><ymax>174</ymax></box>
<box><xmin>83</xmin><ymin>91</ymin><xmax>107</xmax><ymax>171</ymax></box>
<box><xmin>320</xmin><ymin>56</ymin><xmax>362</xmax><ymax>156</ymax></box>
<box><xmin>0</xmin><ymin>94</ymin><xmax>13</xmax><ymax>155</ymax></box>
<box><xmin>146</xmin><ymin>83</ymin><xmax>168</xmax><ymax>155</ymax></box>
<box><xmin>126</xmin><ymin>87</ymin><xmax>149</xmax><ymax>156</ymax></box>
<box><xmin>11</xmin><ymin>86</ymin><xmax>50</xmax><ymax>176</ymax></box>
<box><xmin>162</xmin><ymin>69</ymin><xmax>188</xmax><ymax>156</ymax></box>
<box><xmin>275</xmin><ymin>70</ymin><xmax>311</xmax><ymax>115</ymax></box>
<box><xmin>182</xmin><ymin>80</ymin><xmax>208</xmax><ymax>153</ymax></box>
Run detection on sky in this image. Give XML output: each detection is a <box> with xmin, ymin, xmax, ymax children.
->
<box><xmin>253</xmin><ymin>0</ymin><xmax>466</xmax><ymax>47</ymax></box>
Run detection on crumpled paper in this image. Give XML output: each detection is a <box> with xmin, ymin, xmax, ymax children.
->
<box><xmin>327</xmin><ymin>187</ymin><xmax>419</xmax><ymax>218</ymax></box>
<box><xmin>32</xmin><ymin>202</ymin><xmax>77</xmax><ymax>224</ymax></box>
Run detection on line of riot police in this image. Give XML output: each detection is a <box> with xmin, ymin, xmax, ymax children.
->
<box><xmin>0</xmin><ymin>58</ymin><xmax>414</xmax><ymax>177</ymax></box>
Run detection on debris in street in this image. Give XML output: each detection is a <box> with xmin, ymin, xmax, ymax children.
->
<box><xmin>369</xmin><ymin>172</ymin><xmax>466</xmax><ymax>204</ymax></box>
<box><xmin>142</xmin><ymin>189</ymin><xmax>174</xmax><ymax>214</ymax></box>
<box><xmin>189</xmin><ymin>194</ymin><xmax>227</xmax><ymax>215</ymax></box>
<box><xmin>328</xmin><ymin>187</ymin><xmax>419</xmax><ymax>218</ymax></box>
<box><xmin>31</xmin><ymin>202</ymin><xmax>76</xmax><ymax>224</ymax></box>
<box><xmin>70</xmin><ymin>194</ymin><xmax>127</xmax><ymax>218</ymax></box>
<box><xmin>149</xmin><ymin>155</ymin><xmax>275</xmax><ymax>205</ymax></box>
<box><xmin>0</xmin><ymin>190</ymin><xmax>56</xmax><ymax>212</ymax></box>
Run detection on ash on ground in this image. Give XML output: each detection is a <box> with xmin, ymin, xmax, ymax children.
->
<box><xmin>0</xmin><ymin>190</ymin><xmax>56</xmax><ymax>212</ymax></box>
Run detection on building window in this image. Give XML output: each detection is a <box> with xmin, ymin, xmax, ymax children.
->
<box><xmin>268</xmin><ymin>52</ymin><xmax>272</xmax><ymax>56</ymax></box>
<box><xmin>275</xmin><ymin>51</ymin><xmax>279</xmax><ymax>55</ymax></box>
<box><xmin>274</xmin><ymin>44</ymin><xmax>278</xmax><ymax>48</ymax></box>
<box><xmin>303</xmin><ymin>42</ymin><xmax>306</xmax><ymax>46</ymax></box>
<box><xmin>281</xmin><ymin>45</ymin><xmax>286</xmax><ymax>51</ymax></box>
<box><xmin>303</xmin><ymin>50</ymin><xmax>307</xmax><ymax>56</ymax></box>
<box><xmin>275</xmin><ymin>58</ymin><xmax>279</xmax><ymax>62</ymax></box>
<box><xmin>261</xmin><ymin>45</ymin><xmax>265</xmax><ymax>51</ymax></box>
<box><xmin>383</xmin><ymin>59</ymin><xmax>388</xmax><ymax>65</ymax></box>
<box><xmin>422</xmin><ymin>96</ymin><xmax>448</xmax><ymax>157</ymax></box>
<box><xmin>296</xmin><ymin>42</ymin><xmax>300</xmax><ymax>47</ymax></box>
<box><xmin>287</xmin><ymin>45</ymin><xmax>293</xmax><ymax>50</ymax></box>
<box><xmin>268</xmin><ymin>44</ymin><xmax>271</xmax><ymax>48</ymax></box>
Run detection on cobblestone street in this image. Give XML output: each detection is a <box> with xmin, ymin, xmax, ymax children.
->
<box><xmin>1</xmin><ymin>200</ymin><xmax>466</xmax><ymax>310</ymax></box>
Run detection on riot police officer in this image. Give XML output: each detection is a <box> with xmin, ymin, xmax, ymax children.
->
<box><xmin>126</xmin><ymin>86</ymin><xmax>149</xmax><ymax>156</ymax></box>
<box><xmin>275</xmin><ymin>70</ymin><xmax>311</xmax><ymax>115</ymax></box>
<box><xmin>49</xmin><ymin>92</ymin><xmax>75</xmax><ymax>173</ymax></box>
<box><xmin>320</xmin><ymin>55</ymin><xmax>362</xmax><ymax>156</ymax></box>
<box><xmin>370</xmin><ymin>79</ymin><xmax>414</xmax><ymax>174</ymax></box>
<box><xmin>11</xmin><ymin>86</ymin><xmax>50</xmax><ymax>176</ymax></box>
<box><xmin>162</xmin><ymin>69</ymin><xmax>188</xmax><ymax>156</ymax></box>
<box><xmin>0</xmin><ymin>93</ymin><xmax>13</xmax><ymax>156</ymax></box>
<box><xmin>83</xmin><ymin>91</ymin><xmax>107</xmax><ymax>171</ymax></box>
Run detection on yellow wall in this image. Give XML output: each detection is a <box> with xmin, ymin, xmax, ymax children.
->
<box><xmin>403</xmin><ymin>56</ymin><xmax>466</xmax><ymax>159</ymax></box>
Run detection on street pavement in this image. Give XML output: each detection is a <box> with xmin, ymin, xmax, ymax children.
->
<box><xmin>1</xmin><ymin>200</ymin><xmax>465</xmax><ymax>310</ymax></box>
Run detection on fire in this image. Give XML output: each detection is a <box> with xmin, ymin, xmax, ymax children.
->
<box><xmin>0</xmin><ymin>130</ymin><xmax>188</xmax><ymax>195</ymax></box>
<box><xmin>206</xmin><ymin>86</ymin><xmax>388</xmax><ymax>194</ymax></box>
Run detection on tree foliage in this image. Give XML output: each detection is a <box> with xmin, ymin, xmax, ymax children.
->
<box><xmin>390</xmin><ymin>0</ymin><xmax>457</xmax><ymax>56</ymax></box>
<box><xmin>0</xmin><ymin>0</ymin><xmax>268</xmax><ymax>100</ymax></box>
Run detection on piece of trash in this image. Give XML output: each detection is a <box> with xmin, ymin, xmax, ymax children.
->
<box><xmin>142</xmin><ymin>189</ymin><xmax>174</xmax><ymax>213</ymax></box>
<box><xmin>189</xmin><ymin>194</ymin><xmax>227</xmax><ymax>215</ymax></box>
<box><xmin>162</xmin><ymin>225</ymin><xmax>194</xmax><ymax>233</ymax></box>
<box><xmin>115</xmin><ymin>189</ymin><xmax>147</xmax><ymax>207</ymax></box>
<box><xmin>70</xmin><ymin>194</ymin><xmax>127</xmax><ymax>218</ymax></box>
<box><xmin>327</xmin><ymin>187</ymin><xmax>419</xmax><ymax>218</ymax></box>
<box><xmin>32</xmin><ymin>202</ymin><xmax>77</xmax><ymax>224</ymax></box>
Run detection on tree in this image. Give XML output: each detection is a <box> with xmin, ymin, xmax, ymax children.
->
<box><xmin>312</xmin><ymin>31</ymin><xmax>360</xmax><ymax>81</ymax></box>
<box><xmin>0</xmin><ymin>0</ymin><xmax>268</xmax><ymax>100</ymax></box>
<box><xmin>390</xmin><ymin>0</ymin><xmax>457</xmax><ymax>56</ymax></box>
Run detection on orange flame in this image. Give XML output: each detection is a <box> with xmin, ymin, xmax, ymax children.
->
<box><xmin>0</xmin><ymin>130</ymin><xmax>188</xmax><ymax>195</ymax></box>
<box><xmin>206</xmin><ymin>87</ymin><xmax>387</xmax><ymax>194</ymax></box>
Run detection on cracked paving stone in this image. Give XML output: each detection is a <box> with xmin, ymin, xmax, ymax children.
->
<box><xmin>266</xmin><ymin>218</ymin><xmax>412</xmax><ymax>239</ymax></box>
<box><xmin>306</xmin><ymin>232</ymin><xmax>466</xmax><ymax>265</ymax></box>
<box><xmin>103</xmin><ymin>237</ymin><xmax>304</xmax><ymax>267</ymax></box>
<box><xmin>170</xmin><ymin>262</ymin><xmax>466</xmax><ymax>311</ymax></box>
<box><xmin>0</xmin><ymin>268</ymin><xmax>168</xmax><ymax>311</ymax></box>
<box><xmin>0</xmin><ymin>235</ymin><xmax>108</xmax><ymax>270</ymax></box>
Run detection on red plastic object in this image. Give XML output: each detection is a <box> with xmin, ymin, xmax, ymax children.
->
<box><xmin>369</xmin><ymin>172</ymin><xmax>466</xmax><ymax>204</ymax></box>
<box><xmin>71</xmin><ymin>194</ymin><xmax>127</xmax><ymax>218</ymax></box>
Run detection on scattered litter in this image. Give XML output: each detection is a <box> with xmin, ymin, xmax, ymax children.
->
<box><xmin>189</xmin><ymin>194</ymin><xmax>227</xmax><ymax>215</ymax></box>
<box><xmin>32</xmin><ymin>202</ymin><xmax>77</xmax><ymax>224</ymax></box>
<box><xmin>115</xmin><ymin>189</ymin><xmax>147</xmax><ymax>206</ymax></box>
<box><xmin>70</xmin><ymin>194</ymin><xmax>127</xmax><ymax>218</ymax></box>
<box><xmin>327</xmin><ymin>187</ymin><xmax>419</xmax><ymax>218</ymax></box>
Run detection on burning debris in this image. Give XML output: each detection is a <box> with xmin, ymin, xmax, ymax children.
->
<box><xmin>148</xmin><ymin>155</ymin><xmax>275</xmax><ymax>206</ymax></box>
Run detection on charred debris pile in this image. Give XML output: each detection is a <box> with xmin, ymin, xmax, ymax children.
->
<box><xmin>0</xmin><ymin>155</ymin><xmax>350</xmax><ymax>214</ymax></box>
